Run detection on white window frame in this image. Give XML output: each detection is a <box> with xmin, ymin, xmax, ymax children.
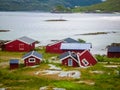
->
<box><xmin>29</xmin><ymin>58</ymin><xmax>35</xmax><ymax>62</ymax></box>
<box><xmin>68</xmin><ymin>59</ymin><xmax>73</xmax><ymax>66</ymax></box>
<box><xmin>82</xmin><ymin>59</ymin><xmax>89</xmax><ymax>66</ymax></box>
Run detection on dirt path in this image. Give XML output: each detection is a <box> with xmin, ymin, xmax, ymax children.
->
<box><xmin>0</xmin><ymin>61</ymin><xmax>9</xmax><ymax>68</ymax></box>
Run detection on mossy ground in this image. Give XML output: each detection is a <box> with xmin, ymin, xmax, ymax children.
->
<box><xmin>0</xmin><ymin>48</ymin><xmax>120</xmax><ymax>90</ymax></box>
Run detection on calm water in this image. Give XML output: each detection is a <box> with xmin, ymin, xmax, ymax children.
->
<box><xmin>0</xmin><ymin>12</ymin><xmax>120</xmax><ymax>54</ymax></box>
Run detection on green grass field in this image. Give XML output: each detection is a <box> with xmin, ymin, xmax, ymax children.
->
<box><xmin>0</xmin><ymin>48</ymin><xmax>120</xmax><ymax>90</ymax></box>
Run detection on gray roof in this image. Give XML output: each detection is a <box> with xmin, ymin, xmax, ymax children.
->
<box><xmin>10</xmin><ymin>59</ymin><xmax>19</xmax><ymax>64</ymax></box>
<box><xmin>108</xmin><ymin>46</ymin><xmax>120</xmax><ymax>52</ymax></box>
<box><xmin>18</xmin><ymin>36</ymin><xmax>36</xmax><ymax>44</ymax></box>
<box><xmin>22</xmin><ymin>51</ymin><xmax>42</xmax><ymax>60</ymax></box>
<box><xmin>63</xmin><ymin>38</ymin><xmax>79</xmax><ymax>43</ymax></box>
<box><xmin>60</xmin><ymin>43</ymin><xmax>92</xmax><ymax>50</ymax></box>
<box><xmin>59</xmin><ymin>51</ymin><xmax>78</xmax><ymax>60</ymax></box>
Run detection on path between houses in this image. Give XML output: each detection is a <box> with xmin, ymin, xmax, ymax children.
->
<box><xmin>0</xmin><ymin>61</ymin><xmax>8</xmax><ymax>67</ymax></box>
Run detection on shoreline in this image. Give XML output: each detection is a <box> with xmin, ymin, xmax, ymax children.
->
<box><xmin>0</xmin><ymin>11</ymin><xmax>120</xmax><ymax>14</ymax></box>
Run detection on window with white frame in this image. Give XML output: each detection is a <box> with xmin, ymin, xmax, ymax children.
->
<box><xmin>29</xmin><ymin>58</ymin><xmax>35</xmax><ymax>62</ymax></box>
<box><xmin>68</xmin><ymin>59</ymin><xmax>73</xmax><ymax>66</ymax></box>
<box><xmin>82</xmin><ymin>59</ymin><xmax>89</xmax><ymax>66</ymax></box>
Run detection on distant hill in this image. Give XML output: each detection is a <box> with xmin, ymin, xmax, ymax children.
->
<box><xmin>73</xmin><ymin>0</ymin><xmax>120</xmax><ymax>13</ymax></box>
<box><xmin>0</xmin><ymin>0</ymin><xmax>102</xmax><ymax>11</ymax></box>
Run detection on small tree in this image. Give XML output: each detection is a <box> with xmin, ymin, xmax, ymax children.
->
<box><xmin>78</xmin><ymin>38</ymin><xmax>86</xmax><ymax>43</ymax></box>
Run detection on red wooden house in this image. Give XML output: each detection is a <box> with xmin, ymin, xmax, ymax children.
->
<box><xmin>77</xmin><ymin>50</ymin><xmax>97</xmax><ymax>67</ymax></box>
<box><xmin>22</xmin><ymin>51</ymin><xmax>42</xmax><ymax>66</ymax></box>
<box><xmin>3</xmin><ymin>36</ymin><xmax>36</xmax><ymax>52</ymax></box>
<box><xmin>59</xmin><ymin>51</ymin><xmax>79</xmax><ymax>67</ymax></box>
<box><xmin>107</xmin><ymin>46</ymin><xmax>120</xmax><ymax>58</ymax></box>
<box><xmin>46</xmin><ymin>38</ymin><xmax>80</xmax><ymax>54</ymax></box>
<box><xmin>59</xmin><ymin>50</ymin><xmax>97</xmax><ymax>67</ymax></box>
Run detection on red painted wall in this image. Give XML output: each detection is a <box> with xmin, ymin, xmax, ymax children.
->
<box><xmin>24</xmin><ymin>56</ymin><xmax>41</xmax><ymax>66</ymax></box>
<box><xmin>78</xmin><ymin>50</ymin><xmax>97</xmax><ymax>66</ymax></box>
<box><xmin>62</xmin><ymin>57</ymin><xmax>79</xmax><ymax>67</ymax></box>
<box><xmin>107</xmin><ymin>52</ymin><xmax>120</xmax><ymax>58</ymax></box>
<box><xmin>4</xmin><ymin>40</ymin><xmax>35</xmax><ymax>52</ymax></box>
<box><xmin>10</xmin><ymin>64</ymin><xmax>19</xmax><ymax>70</ymax></box>
<box><xmin>46</xmin><ymin>42</ymin><xmax>63</xmax><ymax>53</ymax></box>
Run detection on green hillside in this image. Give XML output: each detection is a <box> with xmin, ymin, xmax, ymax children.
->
<box><xmin>72</xmin><ymin>0</ymin><xmax>120</xmax><ymax>13</ymax></box>
<box><xmin>0</xmin><ymin>0</ymin><xmax>102</xmax><ymax>11</ymax></box>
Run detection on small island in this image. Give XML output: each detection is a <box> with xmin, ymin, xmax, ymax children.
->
<box><xmin>0</xmin><ymin>30</ymin><xmax>10</xmax><ymax>32</ymax></box>
<box><xmin>75</xmin><ymin>31</ymin><xmax>117</xmax><ymax>36</ymax></box>
<box><xmin>45</xmin><ymin>19</ymin><xmax>67</xmax><ymax>22</ymax></box>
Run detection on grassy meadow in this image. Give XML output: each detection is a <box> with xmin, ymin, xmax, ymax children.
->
<box><xmin>0</xmin><ymin>47</ymin><xmax>120</xmax><ymax>90</ymax></box>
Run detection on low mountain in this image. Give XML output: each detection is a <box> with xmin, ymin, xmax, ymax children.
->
<box><xmin>73</xmin><ymin>0</ymin><xmax>120</xmax><ymax>13</ymax></box>
<box><xmin>0</xmin><ymin>0</ymin><xmax>102</xmax><ymax>11</ymax></box>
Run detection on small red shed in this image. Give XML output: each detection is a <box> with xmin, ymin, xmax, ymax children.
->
<box><xmin>77</xmin><ymin>50</ymin><xmax>97</xmax><ymax>67</ymax></box>
<box><xmin>59</xmin><ymin>51</ymin><xmax>79</xmax><ymax>67</ymax></box>
<box><xmin>22</xmin><ymin>51</ymin><xmax>42</xmax><ymax>66</ymax></box>
<box><xmin>3</xmin><ymin>36</ymin><xmax>36</xmax><ymax>52</ymax></box>
<box><xmin>10</xmin><ymin>59</ymin><xmax>19</xmax><ymax>70</ymax></box>
<box><xmin>107</xmin><ymin>46</ymin><xmax>120</xmax><ymax>58</ymax></box>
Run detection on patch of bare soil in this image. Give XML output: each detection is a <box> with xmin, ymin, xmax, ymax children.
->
<box><xmin>39</xmin><ymin>86</ymin><xmax>66</xmax><ymax>90</ymax></box>
<box><xmin>89</xmin><ymin>70</ymin><xmax>104</xmax><ymax>74</ymax></box>
<box><xmin>76</xmin><ymin>80</ymin><xmax>95</xmax><ymax>86</ymax></box>
<box><xmin>34</xmin><ymin>64</ymin><xmax>81</xmax><ymax>79</ymax></box>
<box><xmin>104</xmin><ymin>65</ymin><xmax>119</xmax><ymax>68</ymax></box>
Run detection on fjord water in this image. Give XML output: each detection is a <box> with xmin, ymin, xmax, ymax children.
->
<box><xmin>0</xmin><ymin>12</ymin><xmax>120</xmax><ymax>54</ymax></box>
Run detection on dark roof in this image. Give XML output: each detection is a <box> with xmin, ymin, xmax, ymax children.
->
<box><xmin>63</xmin><ymin>38</ymin><xmax>79</xmax><ymax>43</ymax></box>
<box><xmin>47</xmin><ymin>38</ymin><xmax>78</xmax><ymax>46</ymax></box>
<box><xmin>59</xmin><ymin>51</ymin><xmax>70</xmax><ymax>59</ymax></box>
<box><xmin>10</xmin><ymin>59</ymin><xmax>19</xmax><ymax>64</ymax></box>
<box><xmin>22</xmin><ymin>51</ymin><xmax>42</xmax><ymax>60</ymax></box>
<box><xmin>60</xmin><ymin>43</ymin><xmax>92</xmax><ymax>50</ymax></box>
<box><xmin>59</xmin><ymin>51</ymin><xmax>78</xmax><ymax>60</ymax></box>
<box><xmin>108</xmin><ymin>46</ymin><xmax>120</xmax><ymax>52</ymax></box>
<box><xmin>18</xmin><ymin>36</ymin><xmax>36</xmax><ymax>44</ymax></box>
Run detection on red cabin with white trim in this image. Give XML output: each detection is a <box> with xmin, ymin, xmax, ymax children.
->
<box><xmin>22</xmin><ymin>51</ymin><xmax>42</xmax><ymax>66</ymax></box>
<box><xmin>77</xmin><ymin>50</ymin><xmax>97</xmax><ymax>67</ymax></box>
<box><xmin>59</xmin><ymin>50</ymin><xmax>97</xmax><ymax>67</ymax></box>
<box><xmin>3</xmin><ymin>36</ymin><xmax>36</xmax><ymax>52</ymax></box>
<box><xmin>59</xmin><ymin>51</ymin><xmax>79</xmax><ymax>67</ymax></box>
